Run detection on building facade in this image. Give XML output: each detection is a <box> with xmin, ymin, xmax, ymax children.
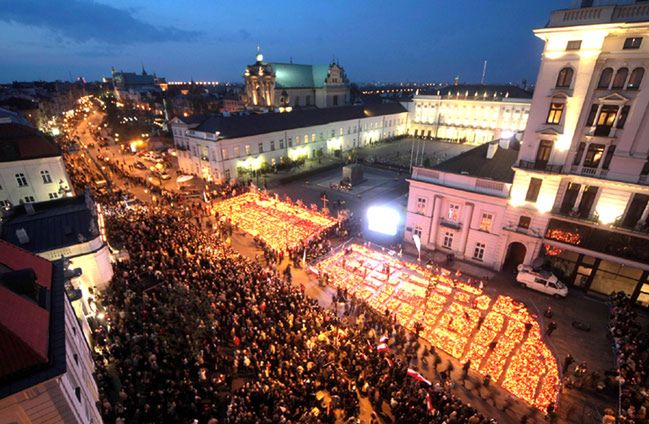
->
<box><xmin>243</xmin><ymin>49</ymin><xmax>350</xmax><ymax>109</ymax></box>
<box><xmin>407</xmin><ymin>85</ymin><xmax>532</xmax><ymax>145</ymax></box>
<box><xmin>404</xmin><ymin>139</ymin><xmax>519</xmax><ymax>270</ymax></box>
<box><xmin>0</xmin><ymin>123</ymin><xmax>74</xmax><ymax>208</ymax></box>
<box><xmin>0</xmin><ymin>241</ymin><xmax>102</xmax><ymax>424</ymax></box>
<box><xmin>170</xmin><ymin>104</ymin><xmax>408</xmax><ymax>183</ymax></box>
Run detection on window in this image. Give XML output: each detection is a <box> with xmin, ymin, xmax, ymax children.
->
<box><xmin>258</xmin><ymin>142</ymin><xmax>264</xmax><ymax>153</ymax></box>
<box><xmin>48</xmin><ymin>192</ymin><xmax>58</xmax><ymax>199</ymax></box>
<box><xmin>518</xmin><ymin>216</ymin><xmax>531</xmax><ymax>229</ymax></box>
<box><xmin>616</xmin><ymin>105</ymin><xmax>630</xmax><ymax>129</ymax></box>
<box><xmin>295</xmin><ymin>136</ymin><xmax>300</xmax><ymax>145</ymax></box>
<box><xmin>311</xmin><ymin>133</ymin><xmax>316</xmax><ymax>143</ymax></box>
<box><xmin>535</xmin><ymin>139</ymin><xmax>554</xmax><ymax>169</ymax></box>
<box><xmin>294</xmin><ymin>96</ymin><xmax>300</xmax><ymax>106</ymax></box>
<box><xmin>556</xmin><ymin>67</ymin><xmax>573</xmax><ymax>88</ymax></box>
<box><xmin>270</xmin><ymin>140</ymin><xmax>275</xmax><ymax>151</ymax></box>
<box><xmin>224</xmin><ymin>169</ymin><xmax>231</xmax><ymax>180</ymax></box>
<box><xmin>627</xmin><ymin>68</ymin><xmax>644</xmax><ymax>90</ymax></box>
<box><xmin>573</xmin><ymin>142</ymin><xmax>586</xmax><ymax>165</ymax></box>
<box><xmin>566</xmin><ymin>40</ymin><xmax>582</xmax><ymax>51</ymax></box>
<box><xmin>75</xmin><ymin>387</ymin><xmax>81</xmax><ymax>402</ymax></box>
<box><xmin>15</xmin><ymin>173</ymin><xmax>28</xmax><ymax>187</ymax></box>
<box><xmin>583</xmin><ymin>144</ymin><xmax>605</xmax><ymax>168</ymax></box>
<box><xmin>612</xmin><ymin>68</ymin><xmax>629</xmax><ymax>89</ymax></box>
<box><xmin>288</xmin><ymin>138</ymin><xmax>293</xmax><ymax>147</ymax></box>
<box><xmin>443</xmin><ymin>232</ymin><xmax>454</xmax><ymax>249</ymax></box>
<box><xmin>447</xmin><ymin>204</ymin><xmax>460</xmax><ymax>222</ymax></box>
<box><xmin>331</xmin><ymin>130</ymin><xmax>335</xmax><ymax>138</ymax></box>
<box><xmin>416</xmin><ymin>197</ymin><xmax>427</xmax><ymax>213</ymax></box>
<box><xmin>624</xmin><ymin>37</ymin><xmax>643</xmax><ymax>50</ymax></box>
<box><xmin>546</xmin><ymin>102</ymin><xmax>564</xmax><ymax>124</ymax></box>
<box><xmin>306</xmin><ymin>95</ymin><xmax>311</xmax><ymax>105</ymax></box>
<box><xmin>413</xmin><ymin>227</ymin><xmax>422</xmax><ymax>238</ymax></box>
<box><xmin>279</xmin><ymin>139</ymin><xmax>284</xmax><ymax>149</ymax></box>
<box><xmin>525</xmin><ymin>178</ymin><xmax>542</xmax><ymax>202</ymax></box>
<box><xmin>40</xmin><ymin>170</ymin><xmax>52</xmax><ymax>184</ymax></box>
<box><xmin>597</xmin><ymin>105</ymin><xmax>618</xmax><ymax>129</ymax></box>
<box><xmin>233</xmin><ymin>146</ymin><xmax>240</xmax><ymax>157</ymax></box>
<box><xmin>602</xmin><ymin>145</ymin><xmax>615</xmax><ymax>170</ymax></box>
<box><xmin>24</xmin><ymin>196</ymin><xmax>35</xmax><ymax>203</ymax></box>
<box><xmin>587</xmin><ymin>104</ymin><xmax>599</xmax><ymax>126</ymax></box>
<box><xmin>480</xmin><ymin>213</ymin><xmax>493</xmax><ymax>232</ymax></box>
<box><xmin>221</xmin><ymin>148</ymin><xmax>229</xmax><ymax>160</ymax></box>
<box><xmin>473</xmin><ymin>243</ymin><xmax>486</xmax><ymax>261</ymax></box>
<box><xmin>73</xmin><ymin>353</ymin><xmax>79</xmax><ymax>365</ymax></box>
<box><xmin>598</xmin><ymin>68</ymin><xmax>613</xmax><ymax>89</ymax></box>
<box><xmin>333</xmin><ymin>95</ymin><xmax>338</xmax><ymax>106</ymax></box>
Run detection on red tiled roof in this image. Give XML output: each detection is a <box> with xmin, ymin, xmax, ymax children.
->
<box><xmin>0</xmin><ymin>241</ymin><xmax>53</xmax><ymax>379</ymax></box>
<box><xmin>0</xmin><ymin>123</ymin><xmax>61</xmax><ymax>162</ymax></box>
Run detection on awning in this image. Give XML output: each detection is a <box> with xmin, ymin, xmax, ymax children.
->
<box><xmin>176</xmin><ymin>175</ymin><xmax>194</xmax><ymax>183</ymax></box>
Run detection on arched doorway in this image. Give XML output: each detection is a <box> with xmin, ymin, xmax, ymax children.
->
<box><xmin>503</xmin><ymin>242</ymin><xmax>527</xmax><ymax>271</ymax></box>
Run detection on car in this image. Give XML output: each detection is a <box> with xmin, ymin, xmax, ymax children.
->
<box><xmin>134</xmin><ymin>161</ymin><xmax>147</xmax><ymax>170</ymax></box>
<box><xmin>516</xmin><ymin>264</ymin><xmax>568</xmax><ymax>298</ymax></box>
<box><xmin>124</xmin><ymin>197</ymin><xmax>144</xmax><ymax>209</ymax></box>
<box><xmin>152</xmin><ymin>170</ymin><xmax>171</xmax><ymax>180</ymax></box>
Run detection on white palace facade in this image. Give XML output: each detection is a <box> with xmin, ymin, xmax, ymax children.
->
<box><xmin>405</xmin><ymin>1</ymin><xmax>649</xmax><ymax>306</ymax></box>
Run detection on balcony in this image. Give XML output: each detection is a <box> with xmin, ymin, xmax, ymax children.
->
<box><xmin>551</xmin><ymin>207</ymin><xmax>599</xmax><ymax>224</ymax></box>
<box><xmin>585</xmin><ymin>125</ymin><xmax>617</xmax><ymax>139</ymax></box>
<box><xmin>440</xmin><ymin>218</ymin><xmax>462</xmax><ymax>230</ymax></box>
<box><xmin>517</xmin><ymin>160</ymin><xmax>563</xmax><ymax>173</ymax></box>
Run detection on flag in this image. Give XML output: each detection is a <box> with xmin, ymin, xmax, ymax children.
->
<box><xmin>379</xmin><ymin>336</ymin><xmax>389</xmax><ymax>343</ymax></box>
<box><xmin>377</xmin><ymin>343</ymin><xmax>389</xmax><ymax>352</ymax></box>
<box><xmin>407</xmin><ymin>368</ymin><xmax>432</xmax><ymax>386</ymax></box>
<box><xmin>384</xmin><ymin>357</ymin><xmax>393</xmax><ymax>367</ymax></box>
<box><xmin>425</xmin><ymin>393</ymin><xmax>434</xmax><ymax>414</ymax></box>
<box><xmin>302</xmin><ymin>248</ymin><xmax>306</xmax><ymax>264</ymax></box>
<box><xmin>413</xmin><ymin>234</ymin><xmax>421</xmax><ymax>256</ymax></box>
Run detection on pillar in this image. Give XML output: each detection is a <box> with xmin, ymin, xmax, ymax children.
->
<box><xmin>428</xmin><ymin>195</ymin><xmax>443</xmax><ymax>250</ymax></box>
<box><xmin>571</xmin><ymin>185</ymin><xmax>586</xmax><ymax>213</ymax></box>
<box><xmin>458</xmin><ymin>202</ymin><xmax>474</xmax><ymax>258</ymax></box>
<box><xmin>637</xmin><ymin>202</ymin><xmax>649</xmax><ymax>227</ymax></box>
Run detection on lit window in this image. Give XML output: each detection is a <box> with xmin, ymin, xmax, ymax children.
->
<box><xmin>447</xmin><ymin>204</ymin><xmax>460</xmax><ymax>222</ymax></box>
<box><xmin>480</xmin><ymin>213</ymin><xmax>493</xmax><ymax>232</ymax></box>
<box><xmin>221</xmin><ymin>148</ymin><xmax>229</xmax><ymax>160</ymax></box>
<box><xmin>623</xmin><ymin>37</ymin><xmax>643</xmax><ymax>50</ymax></box>
<box><xmin>546</xmin><ymin>103</ymin><xmax>564</xmax><ymax>124</ymax></box>
<box><xmin>566</xmin><ymin>40</ymin><xmax>582</xmax><ymax>51</ymax></box>
<box><xmin>473</xmin><ymin>243</ymin><xmax>486</xmax><ymax>261</ymax></box>
<box><xmin>583</xmin><ymin>144</ymin><xmax>605</xmax><ymax>168</ymax></box>
<box><xmin>244</xmin><ymin>145</ymin><xmax>251</xmax><ymax>155</ymax></box>
<box><xmin>233</xmin><ymin>146</ymin><xmax>240</xmax><ymax>157</ymax></box>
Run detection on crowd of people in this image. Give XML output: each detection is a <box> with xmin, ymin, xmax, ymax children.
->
<box><xmin>609</xmin><ymin>292</ymin><xmax>649</xmax><ymax>423</ymax></box>
<box><xmin>89</xmin><ymin>203</ymin><xmax>500</xmax><ymax>423</ymax></box>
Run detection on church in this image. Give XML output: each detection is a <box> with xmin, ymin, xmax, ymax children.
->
<box><xmin>243</xmin><ymin>49</ymin><xmax>350</xmax><ymax>109</ymax></box>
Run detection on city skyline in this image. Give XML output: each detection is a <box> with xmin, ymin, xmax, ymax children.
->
<box><xmin>1</xmin><ymin>0</ymin><xmax>570</xmax><ymax>84</ymax></box>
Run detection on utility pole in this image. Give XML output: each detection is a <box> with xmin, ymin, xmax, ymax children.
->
<box><xmin>481</xmin><ymin>60</ymin><xmax>488</xmax><ymax>85</ymax></box>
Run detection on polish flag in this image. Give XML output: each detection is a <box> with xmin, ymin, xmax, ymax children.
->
<box><xmin>384</xmin><ymin>357</ymin><xmax>394</xmax><ymax>367</ymax></box>
<box><xmin>425</xmin><ymin>393</ymin><xmax>435</xmax><ymax>414</ymax></box>
<box><xmin>379</xmin><ymin>336</ymin><xmax>389</xmax><ymax>343</ymax></box>
<box><xmin>377</xmin><ymin>343</ymin><xmax>389</xmax><ymax>352</ymax></box>
<box><xmin>407</xmin><ymin>368</ymin><xmax>432</xmax><ymax>386</ymax></box>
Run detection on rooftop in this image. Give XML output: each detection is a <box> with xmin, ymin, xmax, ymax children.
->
<box><xmin>1</xmin><ymin>193</ymin><xmax>100</xmax><ymax>254</ymax></box>
<box><xmin>0</xmin><ymin>123</ymin><xmax>61</xmax><ymax>162</ymax></box>
<box><xmin>546</xmin><ymin>1</ymin><xmax>649</xmax><ymax>29</ymax></box>
<box><xmin>0</xmin><ymin>241</ymin><xmax>67</xmax><ymax>398</ymax></box>
<box><xmin>430</xmin><ymin>140</ymin><xmax>519</xmax><ymax>183</ymax></box>
<box><xmin>418</xmin><ymin>84</ymin><xmax>533</xmax><ymax>100</ymax></box>
<box><xmin>193</xmin><ymin>103</ymin><xmax>407</xmax><ymax>139</ymax></box>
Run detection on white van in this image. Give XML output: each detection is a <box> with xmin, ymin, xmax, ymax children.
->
<box><xmin>516</xmin><ymin>264</ymin><xmax>568</xmax><ymax>298</ymax></box>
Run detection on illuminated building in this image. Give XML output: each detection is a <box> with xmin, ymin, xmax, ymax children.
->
<box><xmin>243</xmin><ymin>48</ymin><xmax>350</xmax><ymax>109</ymax></box>
<box><xmin>404</xmin><ymin>136</ymin><xmax>520</xmax><ymax>270</ymax></box>
<box><xmin>0</xmin><ymin>241</ymin><xmax>102</xmax><ymax>424</ymax></box>
<box><xmin>407</xmin><ymin>85</ymin><xmax>531</xmax><ymax>145</ymax></box>
<box><xmin>170</xmin><ymin>103</ymin><xmax>408</xmax><ymax>182</ymax></box>
<box><xmin>106</xmin><ymin>66</ymin><xmax>166</xmax><ymax>101</ymax></box>
<box><xmin>1</xmin><ymin>192</ymin><xmax>113</xmax><ymax>339</ymax></box>
<box><xmin>0</xmin><ymin>123</ymin><xmax>74</xmax><ymax>208</ymax></box>
<box><xmin>505</xmin><ymin>0</ymin><xmax>649</xmax><ymax>304</ymax></box>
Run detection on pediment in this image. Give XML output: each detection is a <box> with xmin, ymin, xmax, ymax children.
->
<box><xmin>598</xmin><ymin>92</ymin><xmax>629</xmax><ymax>103</ymax></box>
<box><xmin>535</xmin><ymin>127</ymin><xmax>563</xmax><ymax>136</ymax></box>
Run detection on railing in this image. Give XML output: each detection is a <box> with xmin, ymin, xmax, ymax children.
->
<box><xmin>551</xmin><ymin>207</ymin><xmax>599</xmax><ymax>223</ymax></box>
<box><xmin>585</xmin><ymin>125</ymin><xmax>617</xmax><ymax>138</ymax></box>
<box><xmin>517</xmin><ymin>160</ymin><xmax>563</xmax><ymax>173</ymax></box>
<box><xmin>440</xmin><ymin>219</ymin><xmax>462</xmax><ymax>230</ymax></box>
<box><xmin>571</xmin><ymin>165</ymin><xmax>605</xmax><ymax>178</ymax></box>
<box><xmin>413</xmin><ymin>168</ymin><xmax>440</xmax><ymax>181</ymax></box>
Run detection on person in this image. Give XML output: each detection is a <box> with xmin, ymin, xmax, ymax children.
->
<box><xmin>546</xmin><ymin>321</ymin><xmax>557</xmax><ymax>336</ymax></box>
<box><xmin>562</xmin><ymin>354</ymin><xmax>575</xmax><ymax>374</ymax></box>
<box><xmin>544</xmin><ymin>306</ymin><xmax>553</xmax><ymax>318</ymax></box>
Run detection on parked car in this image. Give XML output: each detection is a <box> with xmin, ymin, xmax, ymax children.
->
<box><xmin>152</xmin><ymin>170</ymin><xmax>171</xmax><ymax>180</ymax></box>
<box><xmin>516</xmin><ymin>264</ymin><xmax>568</xmax><ymax>298</ymax></box>
<box><xmin>134</xmin><ymin>161</ymin><xmax>147</xmax><ymax>170</ymax></box>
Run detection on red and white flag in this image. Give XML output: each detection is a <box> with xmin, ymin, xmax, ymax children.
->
<box><xmin>377</xmin><ymin>343</ymin><xmax>389</xmax><ymax>352</ymax></box>
<box><xmin>384</xmin><ymin>357</ymin><xmax>394</xmax><ymax>367</ymax></box>
<box><xmin>425</xmin><ymin>393</ymin><xmax>435</xmax><ymax>414</ymax></box>
<box><xmin>407</xmin><ymin>368</ymin><xmax>432</xmax><ymax>386</ymax></box>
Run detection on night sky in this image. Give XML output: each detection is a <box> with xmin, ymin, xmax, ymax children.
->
<box><xmin>0</xmin><ymin>0</ymin><xmax>571</xmax><ymax>84</ymax></box>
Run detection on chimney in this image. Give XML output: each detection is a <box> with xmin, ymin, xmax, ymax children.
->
<box><xmin>486</xmin><ymin>141</ymin><xmax>498</xmax><ymax>159</ymax></box>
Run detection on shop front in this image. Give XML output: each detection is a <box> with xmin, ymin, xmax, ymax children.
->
<box><xmin>542</xmin><ymin>218</ymin><xmax>649</xmax><ymax>306</ymax></box>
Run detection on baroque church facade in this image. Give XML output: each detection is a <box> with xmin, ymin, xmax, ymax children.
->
<box><xmin>243</xmin><ymin>49</ymin><xmax>350</xmax><ymax>109</ymax></box>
